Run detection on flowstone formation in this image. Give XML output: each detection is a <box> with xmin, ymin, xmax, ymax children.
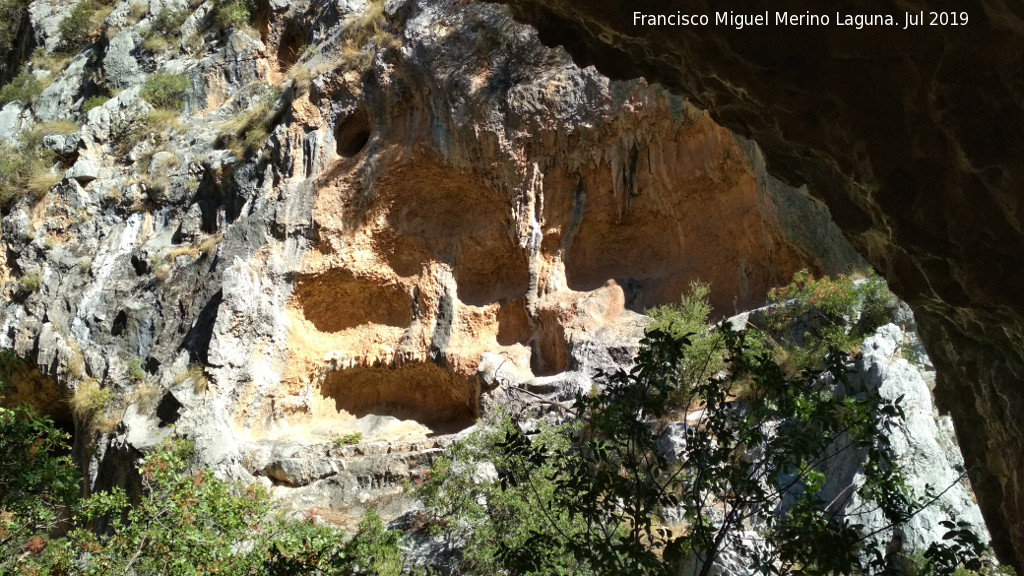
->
<box><xmin>0</xmin><ymin>0</ymin><xmax>904</xmax><ymax>528</ymax></box>
<box><xmin>489</xmin><ymin>0</ymin><xmax>1024</xmax><ymax>565</ymax></box>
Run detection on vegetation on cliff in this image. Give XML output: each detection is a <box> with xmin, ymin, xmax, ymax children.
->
<box><xmin>0</xmin><ymin>399</ymin><xmax>404</xmax><ymax>575</ymax></box>
<box><xmin>420</xmin><ymin>273</ymin><xmax>1002</xmax><ymax>575</ymax></box>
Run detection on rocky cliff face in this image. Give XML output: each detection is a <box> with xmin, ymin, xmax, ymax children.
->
<box><xmin>490</xmin><ymin>0</ymin><xmax>1024</xmax><ymax>567</ymax></box>
<box><xmin>0</xmin><ymin>0</ymin><xmax>929</xmax><ymax>531</ymax></box>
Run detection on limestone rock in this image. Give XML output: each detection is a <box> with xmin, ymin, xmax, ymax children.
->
<box><xmin>262</xmin><ymin>458</ymin><xmax>339</xmax><ymax>487</ymax></box>
<box><xmin>65</xmin><ymin>159</ymin><xmax>99</xmax><ymax>183</ymax></box>
<box><xmin>0</xmin><ymin>102</ymin><xmax>25</xmax><ymax>141</ymax></box>
<box><xmin>103</xmin><ymin>30</ymin><xmax>147</xmax><ymax>90</ymax></box>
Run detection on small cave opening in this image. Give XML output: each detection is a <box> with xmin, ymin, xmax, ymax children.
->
<box><xmin>319</xmin><ymin>362</ymin><xmax>478</xmax><ymax>435</ymax></box>
<box><xmin>335</xmin><ymin>108</ymin><xmax>371</xmax><ymax>157</ymax></box>
<box><xmin>530</xmin><ymin>318</ymin><xmax>569</xmax><ymax>377</ymax></box>
<box><xmin>276</xmin><ymin>19</ymin><xmax>305</xmax><ymax>71</ymax></box>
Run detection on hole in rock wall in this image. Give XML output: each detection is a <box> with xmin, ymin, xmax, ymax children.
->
<box><xmin>293</xmin><ymin>269</ymin><xmax>412</xmax><ymax>332</ymax></box>
<box><xmin>111</xmin><ymin>310</ymin><xmax>128</xmax><ymax>337</ymax></box>
<box><xmin>276</xmin><ymin>19</ymin><xmax>305</xmax><ymax>71</ymax></box>
<box><xmin>319</xmin><ymin>362</ymin><xmax>478</xmax><ymax>434</ymax></box>
<box><xmin>336</xmin><ymin>108</ymin><xmax>371</xmax><ymax>157</ymax></box>
<box><xmin>531</xmin><ymin>310</ymin><xmax>569</xmax><ymax>376</ymax></box>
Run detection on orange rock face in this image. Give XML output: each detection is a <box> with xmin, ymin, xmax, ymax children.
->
<box><xmin>271</xmin><ymin>68</ymin><xmax>835</xmax><ymax>440</ymax></box>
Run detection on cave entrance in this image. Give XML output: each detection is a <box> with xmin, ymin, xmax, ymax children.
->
<box><xmin>277</xmin><ymin>19</ymin><xmax>305</xmax><ymax>71</ymax></box>
<box><xmin>335</xmin><ymin>108</ymin><xmax>371</xmax><ymax>157</ymax></box>
<box><xmin>319</xmin><ymin>362</ymin><xmax>478</xmax><ymax>435</ymax></box>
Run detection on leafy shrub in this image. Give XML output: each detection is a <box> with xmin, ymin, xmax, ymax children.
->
<box><xmin>212</xmin><ymin>0</ymin><xmax>253</xmax><ymax>30</ymax></box>
<box><xmin>424</xmin><ymin>324</ymin><xmax>984</xmax><ymax>575</ymax></box>
<box><xmin>0</xmin><ymin>397</ymin><xmax>80</xmax><ymax>571</ymax></box>
<box><xmin>127</xmin><ymin>358</ymin><xmax>147</xmax><ymax>382</ymax></box>
<box><xmin>0</xmin><ymin>67</ymin><xmax>47</xmax><ymax>106</ymax></box>
<box><xmin>141</xmin><ymin>71</ymin><xmax>191</xmax><ymax>110</ymax></box>
<box><xmin>0</xmin><ymin>425</ymin><xmax>407</xmax><ymax>575</ymax></box>
<box><xmin>857</xmin><ymin>268</ymin><xmax>900</xmax><ymax>334</ymax></box>
<box><xmin>420</xmin><ymin>416</ymin><xmax>591</xmax><ymax>574</ymax></box>
<box><xmin>333</xmin><ymin>431</ymin><xmax>363</xmax><ymax>446</ymax></box>
<box><xmin>646</xmin><ymin>281</ymin><xmax>726</xmax><ymax>407</ymax></box>
<box><xmin>58</xmin><ymin>0</ymin><xmax>97</xmax><ymax>53</ymax></box>
<box><xmin>763</xmin><ymin>268</ymin><xmax>900</xmax><ymax>373</ymax></box>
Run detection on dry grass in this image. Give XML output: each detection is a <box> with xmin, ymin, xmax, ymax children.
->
<box><xmin>67</xmin><ymin>346</ymin><xmax>87</xmax><ymax>380</ymax></box>
<box><xmin>144</xmin><ymin>109</ymin><xmax>183</xmax><ymax>133</ymax></box>
<box><xmin>198</xmin><ymin>233</ymin><xmax>223</xmax><ymax>256</ymax></box>
<box><xmin>345</xmin><ymin>0</ymin><xmax>385</xmax><ymax>50</ymax></box>
<box><xmin>167</xmin><ymin>245</ymin><xmax>202</xmax><ymax>260</ymax></box>
<box><xmin>93</xmin><ymin>5</ymin><xmax>115</xmax><ymax>30</ymax></box>
<box><xmin>184</xmin><ymin>31</ymin><xmax>204</xmax><ymax>55</ymax></box>
<box><xmin>128</xmin><ymin>1</ymin><xmax>148</xmax><ymax>21</ymax></box>
<box><xmin>131</xmin><ymin>381</ymin><xmax>163</xmax><ymax>413</ymax></box>
<box><xmin>30</xmin><ymin>50</ymin><xmax>73</xmax><ymax>76</ymax></box>
<box><xmin>142</xmin><ymin>35</ymin><xmax>171</xmax><ymax>53</ymax></box>
<box><xmin>174</xmin><ymin>363</ymin><xmax>209</xmax><ymax>394</ymax></box>
<box><xmin>27</xmin><ymin>172</ymin><xmax>62</xmax><ymax>198</ymax></box>
<box><xmin>92</xmin><ymin>410</ymin><xmax>124</xmax><ymax>434</ymax></box>
<box><xmin>69</xmin><ymin>379</ymin><xmax>113</xmax><ymax>422</ymax></box>
<box><xmin>39</xmin><ymin>121</ymin><xmax>78</xmax><ymax>135</ymax></box>
<box><xmin>167</xmin><ymin>233</ymin><xmax>221</xmax><ymax>261</ymax></box>
<box><xmin>285</xmin><ymin>64</ymin><xmax>312</xmax><ymax>96</ymax></box>
<box><xmin>333</xmin><ymin>0</ymin><xmax>399</xmax><ymax>71</ymax></box>
<box><xmin>219</xmin><ymin>90</ymin><xmax>280</xmax><ymax>158</ymax></box>
<box><xmin>154</xmin><ymin>263</ymin><xmax>171</xmax><ymax>281</ymax></box>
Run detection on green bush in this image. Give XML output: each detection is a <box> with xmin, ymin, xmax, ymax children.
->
<box><xmin>333</xmin><ymin>431</ymin><xmax>363</xmax><ymax>446</ymax></box>
<box><xmin>646</xmin><ymin>281</ymin><xmax>726</xmax><ymax>406</ymax></box>
<box><xmin>212</xmin><ymin>0</ymin><xmax>253</xmax><ymax>30</ymax></box>
<box><xmin>150</xmin><ymin>7</ymin><xmax>188</xmax><ymax>36</ymax></box>
<box><xmin>0</xmin><ymin>397</ymin><xmax>80</xmax><ymax>571</ymax></box>
<box><xmin>58</xmin><ymin>0</ymin><xmax>97</xmax><ymax>54</ymax></box>
<box><xmin>0</xmin><ymin>67</ymin><xmax>47</xmax><ymax>106</ymax></box>
<box><xmin>762</xmin><ymin>268</ymin><xmax>900</xmax><ymax>373</ymax></box>
<box><xmin>0</xmin><ymin>421</ymin><xmax>407</xmax><ymax>575</ymax></box>
<box><xmin>419</xmin><ymin>416</ymin><xmax>592</xmax><ymax>574</ymax></box>
<box><xmin>141</xmin><ymin>71</ymin><xmax>191</xmax><ymax>111</ymax></box>
<box><xmin>423</xmin><ymin>324</ymin><xmax>986</xmax><ymax>575</ymax></box>
<box><xmin>127</xmin><ymin>358</ymin><xmax>146</xmax><ymax>382</ymax></box>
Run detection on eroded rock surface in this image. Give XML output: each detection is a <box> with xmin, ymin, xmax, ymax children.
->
<box><xmin>490</xmin><ymin>0</ymin><xmax>1024</xmax><ymax>566</ymax></box>
<box><xmin>0</xmin><ymin>0</ymin><xmax>864</xmax><ymax>525</ymax></box>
